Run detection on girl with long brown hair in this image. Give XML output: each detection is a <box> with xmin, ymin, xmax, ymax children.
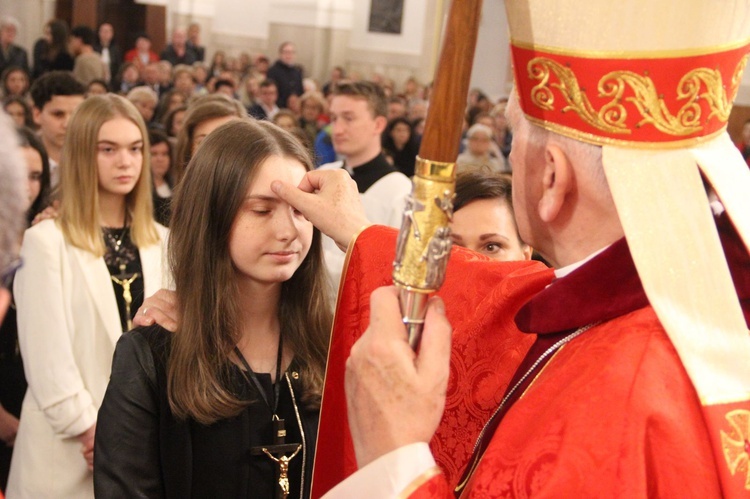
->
<box><xmin>95</xmin><ymin>119</ymin><xmax>332</xmax><ymax>498</ymax></box>
<box><xmin>7</xmin><ymin>94</ymin><xmax>166</xmax><ymax>498</ymax></box>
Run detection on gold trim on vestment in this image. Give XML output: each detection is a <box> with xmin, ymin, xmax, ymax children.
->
<box><xmin>398</xmin><ymin>466</ymin><xmax>442</xmax><ymax>498</ymax></box>
<box><xmin>719</xmin><ymin>409</ymin><xmax>750</xmax><ymax>490</ymax></box>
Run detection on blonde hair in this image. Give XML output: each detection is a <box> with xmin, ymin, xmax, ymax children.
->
<box><xmin>58</xmin><ymin>94</ymin><xmax>159</xmax><ymax>256</ymax></box>
<box><xmin>126</xmin><ymin>85</ymin><xmax>158</xmax><ymax>105</ymax></box>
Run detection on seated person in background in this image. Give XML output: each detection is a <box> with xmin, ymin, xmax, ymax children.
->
<box><xmin>86</xmin><ymin>79</ymin><xmax>108</xmax><ymax>97</ymax></box>
<box><xmin>450</xmin><ymin>170</ymin><xmax>531</xmax><ymax>261</ymax></box>
<box><xmin>248</xmin><ymin>79</ymin><xmax>280</xmax><ymax>121</ymax></box>
<box><xmin>456</xmin><ymin>123</ymin><xmax>504</xmax><ymax>174</ymax></box>
<box><xmin>33</xmin><ymin>19</ymin><xmax>74</xmax><ymax>78</ymax></box>
<box><xmin>160</xmin><ymin>28</ymin><xmax>198</xmax><ymax>67</ymax></box>
<box><xmin>162</xmin><ymin>104</ymin><xmax>187</xmax><ymax>139</ymax></box>
<box><xmin>173</xmin><ymin>94</ymin><xmax>247</xmax><ymax>183</ymax></box>
<box><xmin>94</xmin><ymin>119</ymin><xmax>331</xmax><ymax>498</ymax></box>
<box><xmin>1</xmin><ymin>66</ymin><xmax>29</xmax><ymax>99</ymax></box>
<box><xmin>382</xmin><ymin>117</ymin><xmax>420</xmax><ymax>177</ymax></box>
<box><xmin>213</xmin><ymin>78</ymin><xmax>237</xmax><ymax>99</ymax></box>
<box><xmin>123</xmin><ymin>33</ymin><xmax>159</xmax><ymax>73</ymax></box>
<box><xmin>0</xmin><ymin>16</ymin><xmax>28</xmax><ymax>75</ymax></box>
<box><xmin>112</xmin><ymin>62</ymin><xmax>140</xmax><ymax>95</ymax></box>
<box><xmin>127</xmin><ymin>86</ymin><xmax>159</xmax><ymax>127</ymax></box>
<box><xmin>148</xmin><ymin>130</ymin><xmax>174</xmax><ymax>226</ymax></box>
<box><xmin>153</xmin><ymin>89</ymin><xmax>187</xmax><ymax>125</ymax></box>
<box><xmin>298</xmin><ymin>91</ymin><xmax>326</xmax><ymax>149</ymax></box>
<box><xmin>3</xmin><ymin>96</ymin><xmax>34</xmax><ymax>129</ymax></box>
<box><xmin>172</xmin><ymin>64</ymin><xmax>196</xmax><ymax>98</ymax></box>
<box><xmin>69</xmin><ymin>26</ymin><xmax>107</xmax><ymax>86</ymax></box>
<box><xmin>272</xmin><ymin>109</ymin><xmax>299</xmax><ymax>133</ymax></box>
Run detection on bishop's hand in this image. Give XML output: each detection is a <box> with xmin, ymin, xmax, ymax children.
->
<box><xmin>271</xmin><ymin>169</ymin><xmax>371</xmax><ymax>252</ymax></box>
<box><xmin>345</xmin><ymin>286</ymin><xmax>452</xmax><ymax>468</ymax></box>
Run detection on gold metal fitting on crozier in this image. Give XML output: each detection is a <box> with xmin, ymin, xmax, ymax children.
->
<box><xmin>392</xmin><ymin>156</ymin><xmax>456</xmax><ymax>293</ymax></box>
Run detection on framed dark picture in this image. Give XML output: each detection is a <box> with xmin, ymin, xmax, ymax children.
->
<box><xmin>368</xmin><ymin>0</ymin><xmax>404</xmax><ymax>34</ymax></box>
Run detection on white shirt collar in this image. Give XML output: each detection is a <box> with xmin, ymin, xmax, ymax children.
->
<box><xmin>553</xmin><ymin>245</ymin><xmax>611</xmax><ymax>279</ymax></box>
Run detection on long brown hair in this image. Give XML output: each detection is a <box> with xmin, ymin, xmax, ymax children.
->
<box><xmin>168</xmin><ymin>119</ymin><xmax>332</xmax><ymax>424</ymax></box>
<box><xmin>172</xmin><ymin>93</ymin><xmax>246</xmax><ymax>184</ymax></box>
<box><xmin>58</xmin><ymin>94</ymin><xmax>158</xmax><ymax>256</ymax></box>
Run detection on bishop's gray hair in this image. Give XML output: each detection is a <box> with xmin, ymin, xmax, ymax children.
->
<box><xmin>0</xmin><ymin>109</ymin><xmax>26</xmax><ymax>275</ymax></box>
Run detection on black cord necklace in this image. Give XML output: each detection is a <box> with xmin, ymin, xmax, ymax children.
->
<box><xmin>234</xmin><ymin>334</ymin><xmax>284</xmax><ymax>415</ymax></box>
<box><xmin>235</xmin><ymin>335</ymin><xmax>303</xmax><ymax>499</ymax></box>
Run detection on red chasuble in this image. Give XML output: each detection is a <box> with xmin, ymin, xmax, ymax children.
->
<box><xmin>312</xmin><ymin>215</ymin><xmax>750</xmax><ymax>497</ymax></box>
<box><xmin>311</xmin><ymin>226</ymin><xmax>550</xmax><ymax>497</ymax></box>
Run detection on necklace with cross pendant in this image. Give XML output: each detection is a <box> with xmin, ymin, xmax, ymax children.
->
<box><xmin>235</xmin><ymin>336</ymin><xmax>302</xmax><ymax>499</ymax></box>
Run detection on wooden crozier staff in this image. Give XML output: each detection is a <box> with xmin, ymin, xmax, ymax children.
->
<box><xmin>393</xmin><ymin>0</ymin><xmax>484</xmax><ymax>349</ymax></box>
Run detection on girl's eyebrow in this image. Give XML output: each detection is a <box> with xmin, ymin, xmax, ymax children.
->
<box><xmin>97</xmin><ymin>140</ymin><xmax>144</xmax><ymax>146</ymax></box>
<box><xmin>245</xmin><ymin>194</ymin><xmax>279</xmax><ymax>202</ymax></box>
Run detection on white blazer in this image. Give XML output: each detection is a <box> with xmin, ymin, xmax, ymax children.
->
<box><xmin>6</xmin><ymin>219</ymin><xmax>168</xmax><ymax>499</ymax></box>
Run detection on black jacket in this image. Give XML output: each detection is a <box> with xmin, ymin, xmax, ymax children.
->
<box><xmin>94</xmin><ymin>326</ymin><xmax>319</xmax><ymax>498</ymax></box>
<box><xmin>0</xmin><ymin>43</ymin><xmax>28</xmax><ymax>74</ymax></box>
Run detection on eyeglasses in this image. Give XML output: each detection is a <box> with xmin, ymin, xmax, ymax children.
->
<box><xmin>0</xmin><ymin>257</ymin><xmax>22</xmax><ymax>290</ymax></box>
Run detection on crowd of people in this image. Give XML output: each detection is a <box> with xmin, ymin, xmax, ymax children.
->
<box><xmin>0</xmin><ymin>4</ymin><xmax>748</xmax><ymax>499</ymax></box>
<box><xmin>0</xmin><ymin>16</ymin><xmax>513</xmax><ymax>176</ymax></box>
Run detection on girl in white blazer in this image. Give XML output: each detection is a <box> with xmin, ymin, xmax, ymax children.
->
<box><xmin>7</xmin><ymin>94</ymin><xmax>167</xmax><ymax>499</ymax></box>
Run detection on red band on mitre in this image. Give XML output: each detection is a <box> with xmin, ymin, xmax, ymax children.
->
<box><xmin>511</xmin><ymin>40</ymin><xmax>750</xmax><ymax>148</ymax></box>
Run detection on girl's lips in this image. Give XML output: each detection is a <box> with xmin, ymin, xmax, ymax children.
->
<box><xmin>266</xmin><ymin>251</ymin><xmax>297</xmax><ymax>262</ymax></box>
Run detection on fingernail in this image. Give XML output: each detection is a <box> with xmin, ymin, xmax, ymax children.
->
<box><xmin>144</xmin><ymin>316</ymin><xmax>154</xmax><ymax>325</ymax></box>
<box><xmin>271</xmin><ymin>180</ymin><xmax>281</xmax><ymax>193</ymax></box>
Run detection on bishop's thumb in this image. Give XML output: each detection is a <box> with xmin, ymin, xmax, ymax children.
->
<box><xmin>271</xmin><ymin>179</ymin><xmax>315</xmax><ymax>214</ymax></box>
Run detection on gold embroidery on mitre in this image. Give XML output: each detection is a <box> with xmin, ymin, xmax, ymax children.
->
<box><xmin>526</xmin><ymin>55</ymin><xmax>748</xmax><ymax>137</ymax></box>
<box><xmin>719</xmin><ymin>409</ymin><xmax>750</xmax><ymax>490</ymax></box>
<box><xmin>528</xmin><ymin>58</ymin><xmax>629</xmax><ymax>134</ymax></box>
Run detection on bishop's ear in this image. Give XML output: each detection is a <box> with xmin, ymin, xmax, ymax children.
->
<box><xmin>537</xmin><ymin>143</ymin><xmax>574</xmax><ymax>223</ymax></box>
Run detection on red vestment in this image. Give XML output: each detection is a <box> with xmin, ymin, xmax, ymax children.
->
<box><xmin>312</xmin><ymin>227</ymin><xmax>548</xmax><ymax>496</ymax></box>
<box><xmin>311</xmin><ymin>213</ymin><xmax>750</xmax><ymax>497</ymax></box>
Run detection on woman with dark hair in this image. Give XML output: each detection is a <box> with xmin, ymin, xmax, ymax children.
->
<box><xmin>173</xmin><ymin>93</ymin><xmax>246</xmax><ymax>183</ymax></box>
<box><xmin>1</xmin><ymin>66</ymin><xmax>29</xmax><ymax>98</ymax></box>
<box><xmin>17</xmin><ymin>128</ymin><xmax>51</xmax><ymax>225</ymax></box>
<box><xmin>148</xmin><ymin>129</ymin><xmax>174</xmax><ymax>226</ymax></box>
<box><xmin>450</xmin><ymin>170</ymin><xmax>532</xmax><ymax>261</ymax></box>
<box><xmin>162</xmin><ymin>104</ymin><xmax>187</xmax><ymax>139</ymax></box>
<box><xmin>3</xmin><ymin>96</ymin><xmax>35</xmax><ymax>130</ymax></box>
<box><xmin>382</xmin><ymin>117</ymin><xmax>420</xmax><ymax>177</ymax></box>
<box><xmin>154</xmin><ymin>89</ymin><xmax>187</xmax><ymax>124</ymax></box>
<box><xmin>32</xmin><ymin>19</ymin><xmax>74</xmax><ymax>78</ymax></box>
<box><xmin>95</xmin><ymin>119</ymin><xmax>332</xmax><ymax>498</ymax></box>
<box><xmin>0</xmin><ymin>127</ymin><xmax>50</xmax><ymax>492</ymax></box>
<box><xmin>86</xmin><ymin>79</ymin><xmax>108</xmax><ymax>97</ymax></box>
